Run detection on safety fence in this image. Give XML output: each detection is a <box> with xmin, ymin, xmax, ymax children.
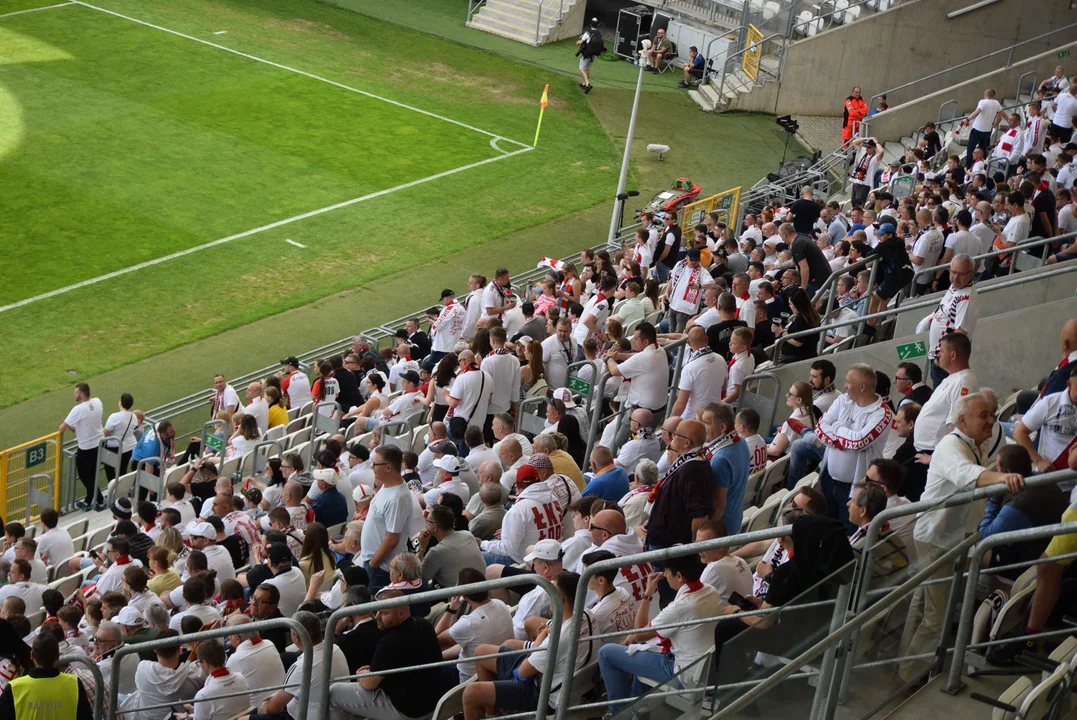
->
<box><xmin>0</xmin><ymin>432</ymin><xmax>61</xmax><ymax>523</ymax></box>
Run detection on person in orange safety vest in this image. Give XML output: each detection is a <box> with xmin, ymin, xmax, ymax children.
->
<box><xmin>842</xmin><ymin>87</ymin><xmax>869</xmax><ymax>144</ymax></box>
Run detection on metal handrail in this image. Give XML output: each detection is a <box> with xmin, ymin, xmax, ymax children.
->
<box><xmin>946</xmin><ymin>520</ymin><xmax>1077</xmax><ymax>693</ymax></box>
<box><xmin>769</xmin><ymin>260</ymin><xmax>1077</xmax><ymax>365</ymax></box>
<box><xmin>909</xmin><ymin>232</ymin><xmax>1067</xmax><ymax>291</ymax></box>
<box><xmin>712</xmin><ymin>533</ymin><xmax>982</xmax><ymax>717</ymax></box>
<box><xmin>864</xmin><ymin>20</ymin><xmax>1077</xmax><ymax>132</ymax></box>
<box><xmin>715</xmin><ymin>32</ymin><xmax>785</xmax><ymax>110</ymax></box>
<box><xmin>535</xmin><ymin>0</ymin><xmax>566</xmax><ymax>44</ymax></box>
<box><xmin>320</xmin><ymin>574</ymin><xmax>565</xmax><ymax>718</ymax></box>
<box><xmin>108</xmin><ymin>616</ymin><xmax>315</xmax><ymax>720</ymax></box>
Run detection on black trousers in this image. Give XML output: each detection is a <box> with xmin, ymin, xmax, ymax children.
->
<box><xmin>75</xmin><ymin>448</ymin><xmax>102</xmax><ymax>505</ymax></box>
<box><xmin>102</xmin><ymin>451</ymin><xmax>132</xmax><ymax>483</ymax></box>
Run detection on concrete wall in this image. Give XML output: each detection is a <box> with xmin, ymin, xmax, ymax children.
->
<box><xmin>865</xmin><ymin>41</ymin><xmax>1077</xmax><ymax>141</ymax></box>
<box><xmin>893</xmin><ymin>262</ymin><xmax>1077</xmax><ymax>338</ymax></box>
<box><xmin>547</xmin><ymin>0</ymin><xmax>585</xmax><ymax>44</ymax></box>
<box><xmin>764</xmin><ymin>295</ymin><xmax>1077</xmax><ymax>424</ymax></box>
<box><xmin>734</xmin><ymin>0</ymin><xmax>1077</xmax><ymax>117</ymax></box>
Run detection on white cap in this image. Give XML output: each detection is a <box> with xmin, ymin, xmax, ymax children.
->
<box><xmin>353</xmin><ymin>484</ymin><xmax>374</xmax><ymax>504</ymax></box>
<box><xmin>524</xmin><ymin>539</ymin><xmax>563</xmax><ymax>563</ymax></box>
<box><xmin>433</xmin><ymin>456</ymin><xmax>463</xmax><ymax>475</ymax></box>
<box><xmin>189</xmin><ymin>521</ymin><xmax>216</xmax><ymax>540</ymax></box>
<box><xmin>551</xmin><ymin>387</ymin><xmax>577</xmax><ymax>408</ymax></box>
<box><xmin>313</xmin><ymin>468</ymin><xmax>338</xmax><ymax>486</ymax></box>
<box><xmin>115</xmin><ymin>607</ymin><xmax>144</xmax><ymax>627</ymax></box>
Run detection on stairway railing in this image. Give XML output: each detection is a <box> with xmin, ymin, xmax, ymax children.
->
<box><xmin>713</xmin><ymin>31</ymin><xmax>785</xmax><ymax>112</ymax></box>
<box><xmin>535</xmin><ymin>0</ymin><xmax>567</xmax><ymax>44</ymax></box>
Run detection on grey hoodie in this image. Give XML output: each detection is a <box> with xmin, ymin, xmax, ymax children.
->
<box><xmin>119</xmin><ymin>658</ymin><xmax>205</xmax><ymax>720</ymax></box>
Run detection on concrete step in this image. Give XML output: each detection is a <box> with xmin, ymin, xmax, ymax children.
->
<box><xmin>698</xmin><ymin>81</ymin><xmax>721</xmax><ymax>106</ymax></box>
<box><xmin>482</xmin><ymin>3</ymin><xmax>538</xmax><ymax>24</ymax></box>
<box><xmin>467</xmin><ymin>16</ymin><xmax>536</xmax><ymax>44</ymax></box>
<box><xmin>882</xmin><ymin>142</ymin><xmax>905</xmax><ymax>166</ymax></box>
<box><xmin>900</xmin><ymin>135</ymin><xmax>915</xmax><ymax>150</ymax></box>
<box><xmin>689</xmin><ymin>88</ymin><xmax>718</xmax><ymax>112</ymax></box>
<box><xmin>475</xmin><ymin>8</ymin><xmax>537</xmax><ymax>35</ymax></box>
<box><xmin>485</xmin><ymin>0</ymin><xmax>561</xmax><ymax>23</ymax></box>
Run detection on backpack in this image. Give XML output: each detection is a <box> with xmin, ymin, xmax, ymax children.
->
<box><xmin>585</xmin><ymin>29</ymin><xmax>605</xmax><ymax>58</ymax></box>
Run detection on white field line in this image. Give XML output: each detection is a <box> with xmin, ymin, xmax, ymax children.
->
<box><xmin>73</xmin><ymin>1</ymin><xmax>532</xmax><ymax>150</ymax></box>
<box><xmin>0</xmin><ymin>2</ymin><xmax>74</xmax><ymax>20</ymax></box>
<box><xmin>284</xmin><ymin>239</ymin><xmax>306</xmax><ymax>248</ymax></box>
<box><xmin>0</xmin><ymin>146</ymin><xmax>532</xmax><ymax>314</ymax></box>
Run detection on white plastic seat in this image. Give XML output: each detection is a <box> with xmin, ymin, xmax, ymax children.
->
<box><xmin>264</xmin><ymin>425</ymin><xmax>286</xmax><ymax>442</ymax></box>
<box><xmin>62</xmin><ymin>519</ymin><xmax>89</xmax><ymax>538</ymax></box>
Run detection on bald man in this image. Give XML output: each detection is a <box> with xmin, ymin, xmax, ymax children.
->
<box><xmin>670</xmin><ymin>326</ymin><xmax>727</xmax><ymax>420</ymax></box>
<box><xmin>656</xmin><ymin>416</ymin><xmax>683</xmax><ymax>475</ymax></box>
<box><xmin>583</xmin><ymin>446</ymin><xmax>630</xmax><ymax>502</ymax></box>
<box><xmin>498</xmin><ymin>438</ymin><xmax>527</xmax><ymax>493</ymax></box>
<box><xmin>1042</xmin><ymin>319</ymin><xmax>1077</xmax><ymax>396</ymax></box>
<box><xmin>577</xmin><ymin>509</ymin><xmax>652</xmax><ymax>603</ymax></box>
<box><xmin>646</xmin><ymin>419</ymin><xmax>713</xmax><ymax>551</ymax></box>
<box><xmin>615</xmin><ymin>408</ymin><xmax>662</xmax><ymax>475</ymax></box>
<box><xmin>244</xmin><ymin>381</ymin><xmax>269</xmax><ymax>435</ymax></box>
<box><xmin>226</xmin><ymin>614</ymin><xmax>285</xmax><ymax>708</ymax></box>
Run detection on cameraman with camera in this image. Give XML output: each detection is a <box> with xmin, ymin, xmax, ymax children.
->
<box><xmin>576</xmin><ymin>17</ymin><xmax>604</xmax><ymax>94</ymax></box>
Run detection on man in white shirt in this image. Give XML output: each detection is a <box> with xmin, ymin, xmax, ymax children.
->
<box><xmin>435</xmin><ymin>567</ymin><xmax>514</xmax><ymax>682</ymax></box>
<box><xmin>429</xmin><ymin>288</ymin><xmax>468</xmax><ymax>364</ymax></box>
<box><xmin>242</xmin><ymin>381</ymin><xmax>270</xmax><ymax>435</ymax></box>
<box><xmin>670</xmin><ymin>327</ymin><xmax>726</xmax><ymax>419</ymax></box>
<box><xmin>481</xmin><ymin>268</ymin><xmax>517</xmax><ymax>325</ymax></box>
<box><xmin>729</xmin><ymin>274</ymin><xmax>756</xmax><ymax>329</ymax></box>
<box><xmin>969</xmin><ymin>201</ymin><xmax>999</xmax><ymax>259</ymax></box>
<box><xmin>226</xmin><ymin>614</ymin><xmax>286</xmax><ymax>708</ymax></box>
<box><xmin>1022</xmin><ymin>101</ymin><xmax>1047</xmax><ymax>157</ymax></box>
<box><xmin>614</xmin><ymin>408</ymin><xmax>662</xmax><ymax>475</ymax></box>
<box><xmin>481</xmin><ymin>465</ymin><xmax>561</xmax><ymax>565</ymax></box>
<box><xmin>910</xmin><ymin>209</ymin><xmax>945</xmax><ymax>292</ymax></box>
<box><xmin>809</xmin><ymin>360</ymin><xmax>840</xmax><ymax>414</ymax></box>
<box><xmin>60</xmin><ymin>382</ymin><xmax>105</xmax><ymax>512</ymax></box>
<box><xmin>685</xmin><ymin>286</ymin><xmax>723</xmax><ymax>332</ymax></box>
<box><xmin>541</xmin><ymin>318</ymin><xmax>577</xmax><ymax>390</ymax></box>
<box><xmin>1051</xmin><ymin>81</ymin><xmax>1077</xmax><ymax>143</ymax></box>
<box><xmin>664</xmin><ymin>249</ymin><xmax>706</xmax><ymax>333</ymax></box>
<box><xmin>991</xmin><ymin>113</ymin><xmax>1024</xmax><ymax>165</ymax></box>
<box><xmin>1014</xmin><ymin>367</ymin><xmax>1077</xmax><ymax>472</ymax></box>
<box><xmin>0</xmin><ymin>560</ymin><xmax>43</xmax><ymax>615</ymax></box>
<box><xmin>917</xmin><ymin>254</ymin><xmax>979</xmax><ymax>386</ymax></box>
<box><xmin>35</xmin><ymin>509</ymin><xmax>74</xmax><ymax>568</ymax></box>
<box><xmin>815</xmin><ymin>364</ymin><xmax>893</xmax><ymax>532</ymax></box>
<box><xmin>900</xmin><ymin>393</ymin><xmax>1024</xmax><ymax>682</ymax></box>
<box><xmin>482</xmin><ymin>327</ymin><xmax>521</xmax><ymax>440</ymax></box>
<box><xmin>606</xmin><ymin>322</ymin><xmax>669</xmax><ymax>451</ymax></box>
<box><xmin>387</xmin><ymin>343</ymin><xmax>420</xmax><ymax>393</ymax></box>
<box><xmin>695</xmin><ymin>521</ymin><xmax>752</xmax><ymax>602</ymax></box>
<box><xmin>360</xmin><ymin>446</ymin><xmax>415</xmax><ymax>591</ymax></box>
<box><xmin>280</xmin><ymin>357</ymin><xmax>312</xmax><ymax>409</ymax></box>
<box><xmin>739</xmin><ymin>214</ymin><xmax>763</xmax><ymax>247</ymax></box>
<box><xmin>446</xmin><ymin>350</ymin><xmax>493</xmax><ymax>449</ymax></box>
<box><xmin>360</xmin><ymin>371</ymin><xmax>426</xmax><ymax>432</ymax></box>
<box><xmin>913</xmin><ymin>333</ymin><xmax>978</xmax><ymax>453</ymax></box>
<box><xmin>191</xmin><ymin>638</ymin><xmax>251</xmax><ymax>720</ymax></box>
<box><xmin>849</xmin><ymin>137</ymin><xmax>885</xmax><ymax>208</ymax></box>
<box><xmin>263</xmin><ymin>611</ymin><xmax>349</xmax><ymax>720</ymax></box>
<box><xmin>167</xmin><ymin>576</ymin><xmax>222</xmax><ymax>631</ymax></box>
<box><xmin>574</xmin><ymin>274</ymin><xmax>615</xmax><ymax>345</ymax></box>
<box><xmin>94</xmin><ymin>537</ymin><xmax>142</xmax><ymax>597</ymax></box>
<box><xmin>209</xmin><ymin>374</ymin><xmax>241</xmax><ymax>417</ymax></box>
<box><xmin>965</xmin><ymin>87</ymin><xmax>1004</xmax><ymax>166</ymax></box>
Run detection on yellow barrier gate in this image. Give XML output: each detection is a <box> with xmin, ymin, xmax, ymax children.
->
<box><xmin>677</xmin><ymin>186</ymin><xmax>741</xmax><ymax>232</ymax></box>
<box><xmin>0</xmin><ymin>432</ymin><xmax>62</xmax><ymax>523</ymax></box>
<box><xmin>742</xmin><ymin>25</ymin><xmax>764</xmax><ymax>81</ymax></box>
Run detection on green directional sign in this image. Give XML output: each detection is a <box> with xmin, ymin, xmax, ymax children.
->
<box><xmin>1060</xmin><ymin>49</ymin><xmax>1071</xmax><ymax>59</ymax></box>
<box><xmin>896</xmin><ymin>341</ymin><xmax>926</xmax><ymax>361</ymax></box>
<box><xmin>24</xmin><ymin>442</ymin><xmax>47</xmax><ymax>469</ymax></box>
<box><xmin>204</xmin><ymin>434</ymin><xmax>225</xmax><ymax>454</ymax></box>
<box><xmin>567</xmin><ymin>376</ymin><xmax>592</xmax><ymax>397</ymax></box>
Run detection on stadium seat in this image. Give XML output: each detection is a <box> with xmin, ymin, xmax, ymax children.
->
<box><xmin>411</xmin><ymin>425</ymin><xmax>430</xmax><ymax>455</ymax></box>
<box><xmin>265</xmin><ymin>425</ymin><xmax>286</xmax><ymax>442</ymax></box>
<box><xmin>741</xmin><ymin>507</ymin><xmax>759</xmax><ymax>532</ymax></box>
<box><xmin>163</xmin><ymin>462</ymin><xmax>190</xmax><ymax>487</ymax></box>
<box><xmin>26</xmin><ymin>609</ymin><xmax>44</xmax><ymax>631</ymax></box>
<box><xmin>218</xmin><ymin>454</ymin><xmax>243</xmax><ymax>482</ymax></box>
<box><xmin>86</xmin><ymin>524</ymin><xmax>112</xmax><ymax>553</ymax></box>
<box><xmin>63</xmin><ymin>519</ymin><xmax>89</xmax><ymax>538</ymax></box>
<box><xmin>756</xmin><ymin>456</ymin><xmax>790</xmax><ymax>504</ymax></box>
<box><xmin>51</xmin><ymin>574</ymin><xmax>81</xmax><ymax>602</ymax></box>
<box><xmin>286</xmin><ymin>416</ymin><xmax>311</xmax><ymax>434</ymax></box>
<box><xmin>742</xmin><ymin>469</ymin><xmax>765</xmax><ymax>509</ymax></box>
<box><xmin>431</xmin><ymin>678</ymin><xmax>473</xmax><ymax>720</ymax></box>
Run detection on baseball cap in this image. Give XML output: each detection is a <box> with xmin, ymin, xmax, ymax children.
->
<box><xmin>115</xmin><ymin>607</ymin><xmax>144</xmax><ymax>627</ymax></box>
<box><xmin>433</xmin><ymin>456</ymin><xmax>463</xmax><ymax>475</ymax></box>
<box><xmin>399</xmin><ymin>370</ymin><xmax>421</xmax><ymax>386</ymax></box>
<box><xmin>516</xmin><ymin>464</ymin><xmax>540</xmax><ymax>483</ymax></box>
<box><xmin>525</xmin><ymin>539</ymin><xmax>564</xmax><ymax>563</ymax></box>
<box><xmin>280</xmin><ymin>356</ymin><xmax>300</xmax><ymax>367</ymax></box>
<box><xmin>877</xmin><ymin>222</ymin><xmax>897</xmax><ymax>236</ymax></box>
<box><xmin>189</xmin><ymin>521</ymin><xmax>216</xmax><ymax>540</ymax></box>
<box><xmin>430</xmin><ymin>440</ymin><xmax>458</xmax><ymax>456</ymax></box>
<box><xmin>353</xmin><ymin>484</ymin><xmax>374</xmax><ymax>504</ymax></box>
<box><xmin>313</xmin><ymin>468</ymin><xmax>338</xmax><ymax>486</ymax></box>
<box><xmin>528</xmin><ymin>453</ymin><xmax>554</xmax><ymax>471</ymax></box>
<box><xmin>267</xmin><ymin>543</ymin><xmax>292</xmax><ymax>566</ymax></box>
<box><xmin>440</xmin><ymin>289</ymin><xmax>455</xmax><ymax>299</ymax></box>
<box><xmin>341</xmin><ymin>565</ymin><xmax>369</xmax><ymax>587</ymax></box>
<box><xmin>551</xmin><ymin>387</ymin><xmax>577</xmax><ymax>408</ymax></box>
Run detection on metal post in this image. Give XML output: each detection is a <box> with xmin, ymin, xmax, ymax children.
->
<box><xmin>61</xmin><ymin>653</ymin><xmax>105</xmax><ymax>720</ymax></box>
<box><xmin>666</xmin><ymin>344</ymin><xmax>687</xmax><ymax>416</ymax></box>
<box><xmin>856</xmin><ymin>257</ymin><xmax>878</xmax><ymax>337</ymax></box>
<box><xmin>608</xmin><ymin>53</ymin><xmax>647</xmax><ymax>245</ymax></box>
<box><xmin>933</xmin><ymin>544</ymin><xmax>973</xmax><ymax>675</ymax></box>
<box><xmin>809</xmin><ymin>580</ymin><xmax>853</xmax><ymax>720</ymax></box>
<box><xmin>584</xmin><ymin>372</ymin><xmax>613</xmax><ymax>463</ymax></box>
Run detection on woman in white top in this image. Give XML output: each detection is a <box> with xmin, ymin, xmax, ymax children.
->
<box><xmin>424</xmin><ymin>353</ymin><xmax>458</xmax><ymax>424</ymax></box>
<box><xmin>343</xmin><ymin>373</ymin><xmax>388</xmax><ymax>422</ymax></box>
<box><xmin>228</xmin><ymin>414</ymin><xmax>261</xmax><ymax>459</ymax></box>
<box><xmin>767</xmin><ymin>381</ymin><xmax>816</xmax><ymax>459</ymax></box>
<box><xmin>103</xmin><ymin>393</ymin><xmax>139</xmax><ymax>477</ymax></box>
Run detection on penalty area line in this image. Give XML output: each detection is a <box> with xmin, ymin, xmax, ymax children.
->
<box><xmin>0</xmin><ymin>146</ymin><xmax>533</xmax><ymax>315</ymax></box>
<box><xmin>0</xmin><ymin>2</ymin><xmax>74</xmax><ymax>20</ymax></box>
<box><xmin>284</xmin><ymin>239</ymin><xmax>306</xmax><ymax>248</ymax></box>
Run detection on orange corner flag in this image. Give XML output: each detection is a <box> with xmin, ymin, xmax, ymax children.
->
<box><xmin>534</xmin><ymin>84</ymin><xmax>549</xmax><ymax>147</ymax></box>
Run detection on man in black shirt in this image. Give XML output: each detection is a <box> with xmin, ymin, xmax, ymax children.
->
<box><xmin>646</xmin><ymin>419</ymin><xmax>713</xmax><ymax>550</ymax></box>
<box><xmin>1026</xmin><ymin>173</ymin><xmax>1056</xmax><ymax>256</ymax></box>
<box><xmin>780</xmin><ymin>223</ymin><xmax>832</xmax><ymax>294</ymax></box>
<box><xmin>654</xmin><ymin>214</ymin><xmax>682</xmax><ymax>282</ymax></box>
<box><xmin>329</xmin><ymin>589</ymin><xmax>448</xmax><ymax>720</ymax></box>
<box><xmin>328</xmin><ymin>354</ymin><xmax>362</xmax><ymax>411</ymax></box>
<box><xmin>250</xmin><ymin>584</ymin><xmax>290</xmax><ymax>654</ymax></box>
<box><xmin>706</xmin><ymin>292</ymin><xmax>747</xmax><ymax>359</ymax></box>
<box><xmin>404</xmin><ymin>318</ymin><xmax>431</xmax><ymax>360</ymax></box>
<box><xmin>789</xmin><ymin>187</ymin><xmax>822</xmax><ymax>235</ymax></box>
<box><xmin>335</xmin><ymin>585</ymin><xmax>383</xmax><ymax>673</ymax></box>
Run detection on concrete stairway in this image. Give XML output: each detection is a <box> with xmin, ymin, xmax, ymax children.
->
<box><xmin>466</xmin><ymin>0</ymin><xmax>580</xmax><ymax>45</ymax></box>
<box><xmin>688</xmin><ymin>54</ymin><xmax>781</xmax><ymax>112</ymax></box>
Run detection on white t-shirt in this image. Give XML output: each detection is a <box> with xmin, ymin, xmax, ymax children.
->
<box><xmin>286</xmin><ymin>642</ymin><xmax>349</xmax><ymax>720</ymax></box>
<box><xmin>103</xmin><ymin>410</ymin><xmax>139</xmax><ymax>453</ymax></box>
<box><xmin>423</xmin><ymin>477</ymin><xmax>470</xmax><ymax>508</ymax></box>
<box><xmin>573</xmin><ymin>293</ymin><xmax>612</xmax><ymax>344</ymax></box>
<box><xmin>202</xmin><ymin>544</ymin><xmax>236</xmax><ymax>582</ymax></box>
<box><xmin>482</xmin><ymin>282</ymin><xmax>512</xmax><ymax>319</ymax></box>
<box><xmin>914</xmin><ymin>431</ymin><xmax>989</xmax><ymax>549</ymax></box>
<box><xmin>921</xmin><ymin>285</ymin><xmax>978</xmax><ymax>361</ymax></box>
<box><xmin>285</xmin><ymin>371</ymin><xmax>312</xmax><ymax>409</ymax></box>
<box><xmin>64</xmin><ymin>399</ymin><xmax>104</xmax><ymax>450</ymax></box>
<box><xmin>264</xmin><ymin>565</ymin><xmax>308</xmax><ymax>617</ymax></box>
<box><xmin>36</xmin><ymin>527</ymin><xmax>75</xmax><ymax>567</ymax></box>
<box><xmin>1020</xmin><ymin>390</ymin><xmax>1077</xmax><ymax>467</ymax></box>
<box><xmin>193</xmin><ymin>670</ymin><xmax>250</xmax><ymax>720</ymax></box>
<box><xmin>617</xmin><ymin>344</ymin><xmax>669</xmax><ymax>410</ymax></box>
<box><xmin>448</xmin><ymin>369</ymin><xmax>493</xmax><ymax>428</ymax></box>
<box><xmin>744</xmin><ymin>434</ymin><xmax>767</xmax><ymax>474</ymax></box>
<box><xmin>726</xmin><ymin>352</ymin><xmax>756</xmax><ymax>398</ymax></box>
<box><xmin>1054</xmin><ymin>91</ymin><xmax>1077</xmax><ymax>130</ymax></box>
<box><xmin>590</xmin><ymin>587</ymin><xmax>636</xmax><ymax>645</ymax></box>
<box><xmin>630</xmin><ymin>242</ymin><xmax>653</xmax><ymax>270</ymax></box>
<box><xmin>1060</xmin><ymin>204</ymin><xmax>1077</xmax><ymax>236</ymax></box>
<box><xmin>911</xmin><ymin>227</ymin><xmax>945</xmax><ymax>283</ymax></box>
<box><xmin>652</xmin><ymin>583</ymin><xmax>724</xmax><ymax>674</ymax></box>
<box><xmin>431</xmin><ymin>301</ymin><xmax>468</xmax><ymax>353</ymax></box>
<box><xmin>245</xmin><ymin>397</ymin><xmax>270</xmax><ymax>435</ymax></box>
<box><xmin>512</xmin><ymin>585</ymin><xmax>550</xmax><ymax>641</ymax></box>
<box><xmin>700</xmin><ymin>556</ymin><xmax>753</xmax><ymax>602</ymax></box>
<box><xmin>227</xmin><ymin>638</ymin><xmax>285</xmax><ymax>708</ymax></box>
<box><xmin>693</xmin><ymin>307</ymin><xmax>722</xmax><ymax>331</ymax></box>
<box><xmin>481</xmin><ymin>352</ymin><xmax>521</xmax><ymax>415</ymax></box>
<box><xmin>913</xmin><ymin>368</ymin><xmax>978</xmax><ymax>452</ymax></box>
<box><xmin>971</xmin><ymin>98</ymin><xmax>1002</xmax><ymax>133</ymax></box>
<box><xmin>678</xmin><ymin>350</ymin><xmax>727</xmax><ymax>419</ymax></box>
<box><xmin>616</xmin><ymin>436</ymin><xmax>662</xmax><ymax>475</ymax></box>
<box><xmin>528</xmin><ymin>611</ymin><xmax>597</xmax><ymax>708</ymax></box>
<box><xmin>449</xmin><ymin>599</ymin><xmax>514</xmax><ymax>681</ymax></box>
<box><xmin>95</xmin><ymin>558</ymin><xmax>141</xmax><ymax>596</ymax></box>
<box><xmin>0</xmin><ymin>582</ymin><xmax>43</xmax><ymax>615</ymax></box>
<box><xmin>541</xmin><ymin>334</ymin><xmax>577</xmax><ymax>390</ymax></box>
<box><xmin>360</xmin><ymin>481</ymin><xmax>413</xmax><ymax>571</ymax></box>
<box><xmin>1002</xmin><ymin>213</ymin><xmax>1030</xmax><ymax>246</ymax></box>
<box><xmin>169</xmin><ymin>603</ymin><xmax>222</xmax><ymax>631</ymax></box>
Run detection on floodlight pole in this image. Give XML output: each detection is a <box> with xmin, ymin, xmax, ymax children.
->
<box><xmin>608</xmin><ymin>43</ymin><xmax>649</xmax><ymax>246</ymax></box>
